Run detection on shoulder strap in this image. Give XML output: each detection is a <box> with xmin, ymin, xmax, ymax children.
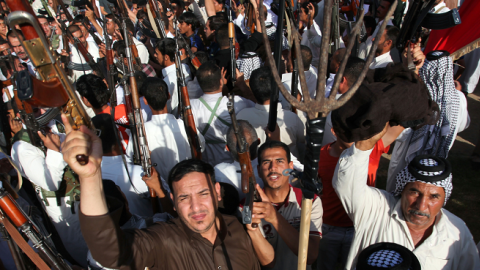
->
<box><xmin>199</xmin><ymin>97</ymin><xmax>231</xmax><ymax>136</ymax></box>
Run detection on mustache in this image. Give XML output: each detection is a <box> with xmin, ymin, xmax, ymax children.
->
<box><xmin>188</xmin><ymin>210</ymin><xmax>208</xmax><ymax>218</ymax></box>
<box><xmin>408</xmin><ymin>209</ymin><xmax>430</xmax><ymax>218</ymax></box>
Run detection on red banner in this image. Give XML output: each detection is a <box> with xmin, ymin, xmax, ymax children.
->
<box><xmin>424</xmin><ymin>0</ymin><xmax>480</xmax><ymax>54</ymax></box>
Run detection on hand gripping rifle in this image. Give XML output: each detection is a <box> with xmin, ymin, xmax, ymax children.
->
<box><xmin>0</xmin><ymin>182</ymin><xmax>72</xmax><ymax>270</ymax></box>
<box><xmin>175</xmin><ymin>30</ymin><xmax>202</xmax><ymax>159</ymax></box>
<box><xmin>227</xmin><ymin>94</ymin><xmax>261</xmax><ymax>227</ymax></box>
<box><xmin>6</xmin><ymin>0</ymin><xmax>94</xmax><ymax>165</ymax></box>
<box><xmin>122</xmin><ymin>18</ymin><xmax>160</xmax><ymax>213</ymax></box>
<box><xmin>147</xmin><ymin>0</ymin><xmax>167</xmax><ymax>38</ymax></box>
<box><xmin>178</xmin><ymin>33</ymin><xmax>202</xmax><ymax>70</ymax></box>
<box><xmin>396</xmin><ymin>0</ymin><xmax>460</xmax><ymax>70</ymax></box>
<box><xmin>258</xmin><ymin>0</ymin><xmax>398</xmax><ymax>268</ymax></box>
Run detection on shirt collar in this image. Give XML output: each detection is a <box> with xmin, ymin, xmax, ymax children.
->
<box><xmin>374</xmin><ymin>52</ymin><xmax>392</xmax><ymax>62</ymax></box>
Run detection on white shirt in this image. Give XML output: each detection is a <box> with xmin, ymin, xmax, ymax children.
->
<box><xmin>11</xmin><ymin>140</ymin><xmax>88</xmax><ymax>267</ymax></box>
<box><xmin>369</xmin><ymin>52</ymin><xmax>394</xmax><ymax>69</ymax></box>
<box><xmin>215</xmin><ymin>159</ymin><xmax>263</xmax><ymax>201</ymax></box>
<box><xmin>333</xmin><ymin>144</ymin><xmax>480</xmax><ymax>270</ymax></box>
<box><xmin>132</xmin><ymin>36</ymin><xmax>150</xmax><ymax>64</ymax></box>
<box><xmin>301</xmin><ymin>21</ymin><xmax>323</xmax><ymax>68</ymax></box>
<box><xmin>359</xmin><ymin>19</ymin><xmax>393</xmax><ymax>60</ymax></box>
<box><xmin>162</xmin><ymin>63</ymin><xmax>192</xmax><ymax>116</ymax></box>
<box><xmin>126</xmin><ymin>114</ymin><xmax>202</xmax><ymax>183</ymax></box>
<box><xmin>431</xmin><ymin>2</ymin><xmax>450</xmax><ymax>13</ymax></box>
<box><xmin>281</xmin><ymin>65</ymin><xmax>319</xmax><ymax>110</ymax></box>
<box><xmin>190</xmin><ymin>92</ymin><xmax>254</xmax><ymax>166</ymax></box>
<box><xmin>260</xmin><ymin>186</ymin><xmax>323</xmax><ymax>270</ymax></box>
<box><xmin>19</xmin><ymin>57</ymin><xmax>37</xmax><ymax>77</ymax></box>
<box><xmin>101</xmin><ymin>155</ymin><xmax>152</xmax><ymax>217</ymax></box>
<box><xmin>186</xmin><ymin>77</ymin><xmax>204</xmax><ymax>99</ymax></box>
<box><xmin>69</xmin><ymin>41</ymin><xmax>101</xmax><ymax>82</ymax></box>
<box><xmin>236</xmin><ymin>103</ymin><xmax>306</xmax><ymax>159</ymax></box>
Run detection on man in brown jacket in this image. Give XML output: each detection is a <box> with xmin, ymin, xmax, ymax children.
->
<box><xmin>61</xmin><ymin>114</ymin><xmax>268</xmax><ymax>270</ymax></box>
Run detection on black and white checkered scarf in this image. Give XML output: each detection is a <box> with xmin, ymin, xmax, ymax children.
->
<box><xmin>393</xmin><ymin>156</ymin><xmax>453</xmax><ymax>205</ymax></box>
<box><xmin>408</xmin><ymin>53</ymin><xmax>460</xmax><ymax>159</ymax></box>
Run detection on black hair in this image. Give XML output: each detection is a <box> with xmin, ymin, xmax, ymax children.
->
<box><xmin>113</xmin><ymin>40</ymin><xmax>126</xmax><ymax>57</ymax></box>
<box><xmin>196</xmin><ymin>60</ymin><xmax>221</xmax><ymax>93</ymax></box>
<box><xmin>168</xmin><ymin>159</ymin><xmax>216</xmax><ymax>195</ymax></box>
<box><xmin>156</xmin><ymin>38</ymin><xmax>176</xmax><ymax>61</ymax></box>
<box><xmin>212</xmin><ymin>0</ymin><xmax>224</xmax><ymax>7</ymax></box>
<box><xmin>344</xmin><ymin>57</ymin><xmax>366</xmax><ymax>87</ymax></box>
<box><xmin>214</xmin><ymin>24</ymin><xmax>229</xmax><ymax>48</ymax></box>
<box><xmin>207</xmin><ymin>15</ymin><xmax>227</xmax><ymax>32</ymax></box>
<box><xmin>226</xmin><ymin>120</ymin><xmax>259</xmax><ymax>162</ymax></box>
<box><xmin>257</xmin><ymin>140</ymin><xmax>291</xmax><ymax>163</ymax></box>
<box><xmin>363</xmin><ymin>16</ymin><xmax>377</xmax><ymax>32</ymax></box>
<box><xmin>137</xmin><ymin>9</ymin><xmax>148</xmax><ymax>21</ymax></box>
<box><xmin>383</xmin><ymin>0</ymin><xmax>395</xmax><ymax>4</ymax></box>
<box><xmin>178</xmin><ymin>11</ymin><xmax>199</xmax><ymax>31</ymax></box>
<box><xmin>194</xmin><ymin>51</ymin><xmax>209</xmax><ymax>65</ymax></box>
<box><xmin>91</xmin><ymin>113</ymin><xmax>117</xmax><ymax>154</ymax></box>
<box><xmin>249</xmin><ymin>66</ymin><xmax>272</xmax><ymax>104</ymax></box>
<box><xmin>300</xmin><ymin>2</ymin><xmax>318</xmax><ymax>18</ymax></box>
<box><xmin>170</xmin><ymin>0</ymin><xmax>186</xmax><ymax>12</ymax></box>
<box><xmin>125</xmin><ymin>19</ymin><xmax>135</xmax><ymax>35</ymax></box>
<box><xmin>73</xmin><ymin>15</ymin><xmax>85</xmax><ymax>24</ymax></box>
<box><xmin>300</xmin><ymin>45</ymin><xmax>312</xmax><ymax>70</ymax></box>
<box><xmin>385</xmin><ymin>25</ymin><xmax>400</xmax><ymax>48</ymax></box>
<box><xmin>7</xmin><ymin>29</ymin><xmax>23</xmax><ymax>40</ymax></box>
<box><xmin>140</xmin><ymin>77</ymin><xmax>169</xmax><ymax>111</ymax></box>
<box><xmin>76</xmin><ymin>74</ymin><xmax>110</xmax><ymax>109</ymax></box>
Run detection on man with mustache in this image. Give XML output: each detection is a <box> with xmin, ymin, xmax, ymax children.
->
<box><xmin>7</xmin><ymin>30</ymin><xmax>37</xmax><ymax>76</ymax></box>
<box><xmin>333</xmin><ymin>130</ymin><xmax>480</xmax><ymax>269</ymax></box>
<box><xmin>65</xmin><ymin>25</ymin><xmax>101</xmax><ymax>82</ymax></box>
<box><xmin>247</xmin><ymin>140</ymin><xmax>322</xmax><ymax>270</ymax></box>
<box><xmin>61</xmin><ymin>113</ymin><xmax>269</xmax><ymax>269</ymax></box>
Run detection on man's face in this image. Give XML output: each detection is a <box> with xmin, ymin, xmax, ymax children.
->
<box><xmin>0</xmin><ymin>43</ymin><xmax>10</xmax><ymax>56</ymax></box>
<box><xmin>72</xmin><ymin>30</ymin><xmax>87</xmax><ymax>48</ymax></box>
<box><xmin>106</xmin><ymin>19</ymin><xmax>116</xmax><ymax>36</ymax></box>
<box><xmin>376</xmin><ymin>0</ymin><xmax>391</xmax><ymax>21</ymax></box>
<box><xmin>8</xmin><ymin>36</ymin><xmax>27</xmax><ymax>60</ymax></box>
<box><xmin>47</xmin><ymin>0</ymin><xmax>53</xmax><ymax>7</ymax></box>
<box><xmin>299</xmin><ymin>7</ymin><xmax>309</xmax><ymax>24</ymax></box>
<box><xmin>0</xmin><ymin>19</ymin><xmax>7</xmax><ymax>35</ymax></box>
<box><xmin>374</xmin><ymin>29</ymin><xmax>388</xmax><ymax>55</ymax></box>
<box><xmin>132</xmin><ymin>4</ymin><xmax>139</xmax><ymax>15</ymax></box>
<box><xmin>179</xmin><ymin>21</ymin><xmax>190</xmax><ymax>34</ymax></box>
<box><xmin>74</xmin><ymin>22</ymin><xmax>89</xmax><ymax>38</ymax></box>
<box><xmin>14</xmin><ymin>58</ymin><xmax>26</xmax><ymax>71</ymax></box>
<box><xmin>205</xmin><ymin>21</ymin><xmax>215</xmax><ymax>41</ymax></box>
<box><xmin>258</xmin><ymin>147</ymin><xmax>294</xmax><ymax>190</ymax></box>
<box><xmin>171</xmin><ymin>172</ymin><xmax>221</xmax><ymax>234</ymax></box>
<box><xmin>401</xmin><ymin>181</ymin><xmax>445</xmax><ymax>229</ymax></box>
<box><xmin>38</xmin><ymin>17</ymin><xmax>52</xmax><ymax>37</ymax></box>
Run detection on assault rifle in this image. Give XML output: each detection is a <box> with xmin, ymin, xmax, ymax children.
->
<box><xmin>147</xmin><ymin>0</ymin><xmax>167</xmax><ymax>38</ymax></box>
<box><xmin>122</xmin><ymin>18</ymin><xmax>159</xmax><ymax>213</ymax></box>
<box><xmin>116</xmin><ymin>0</ymin><xmax>142</xmax><ymax>68</ymax></box>
<box><xmin>7</xmin><ymin>0</ymin><xmax>94</xmax><ymax>165</ymax></box>
<box><xmin>175</xmin><ymin>29</ymin><xmax>202</xmax><ymax>159</ymax></box>
<box><xmin>0</xmin><ymin>182</ymin><xmax>72</xmax><ymax>270</ymax></box>
<box><xmin>59</xmin><ymin>2</ymin><xmax>103</xmax><ymax>46</ymax></box>
<box><xmin>228</xmin><ymin>0</ymin><xmax>236</xmax><ymax>88</ymax></box>
<box><xmin>227</xmin><ymin>94</ymin><xmax>260</xmax><ymax>227</ymax></box>
<box><xmin>178</xmin><ymin>33</ymin><xmax>202</xmax><ymax>70</ymax></box>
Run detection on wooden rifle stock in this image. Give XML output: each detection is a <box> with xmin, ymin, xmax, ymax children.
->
<box><xmin>227</xmin><ymin>94</ymin><xmax>260</xmax><ymax>228</ymax></box>
<box><xmin>228</xmin><ymin>10</ymin><xmax>236</xmax><ymax>88</ymax></box>
<box><xmin>178</xmin><ymin>33</ymin><xmax>202</xmax><ymax>69</ymax></box>
<box><xmin>6</xmin><ymin>0</ymin><xmax>94</xmax><ymax>164</ymax></box>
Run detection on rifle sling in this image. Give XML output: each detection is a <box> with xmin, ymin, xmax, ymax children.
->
<box><xmin>0</xmin><ymin>216</ymin><xmax>50</xmax><ymax>270</ymax></box>
<box><xmin>199</xmin><ymin>97</ymin><xmax>231</xmax><ymax>144</ymax></box>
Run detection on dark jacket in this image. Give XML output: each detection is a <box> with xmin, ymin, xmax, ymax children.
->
<box><xmin>80</xmin><ymin>198</ymin><xmax>261</xmax><ymax>270</ymax></box>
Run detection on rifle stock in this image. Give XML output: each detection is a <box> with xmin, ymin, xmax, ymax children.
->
<box><xmin>175</xmin><ymin>30</ymin><xmax>202</xmax><ymax>159</ymax></box>
<box><xmin>6</xmin><ymin>1</ymin><xmax>94</xmax><ymax>164</ymax></box>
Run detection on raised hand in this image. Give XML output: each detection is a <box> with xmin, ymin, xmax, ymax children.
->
<box><xmin>38</xmin><ymin>130</ymin><xmax>61</xmax><ymax>152</ymax></box>
<box><xmin>60</xmin><ymin>114</ymin><xmax>103</xmax><ymax>180</ymax></box>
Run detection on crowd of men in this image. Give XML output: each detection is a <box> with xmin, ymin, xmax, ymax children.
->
<box><xmin>0</xmin><ymin>0</ymin><xmax>479</xmax><ymax>269</ymax></box>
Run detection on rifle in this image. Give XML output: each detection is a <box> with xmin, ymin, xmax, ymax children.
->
<box><xmin>59</xmin><ymin>2</ymin><xmax>104</xmax><ymax>46</ymax></box>
<box><xmin>228</xmin><ymin>0</ymin><xmax>236</xmax><ymax>88</ymax></box>
<box><xmin>116</xmin><ymin>0</ymin><xmax>142</xmax><ymax>68</ymax></box>
<box><xmin>147</xmin><ymin>0</ymin><xmax>167</xmax><ymax>38</ymax></box>
<box><xmin>6</xmin><ymin>0</ymin><xmax>94</xmax><ymax>165</ymax></box>
<box><xmin>396</xmin><ymin>0</ymin><xmax>460</xmax><ymax>69</ymax></box>
<box><xmin>0</xmin><ymin>182</ymin><xmax>72</xmax><ymax>270</ymax></box>
<box><xmin>122</xmin><ymin>18</ymin><xmax>159</xmax><ymax>213</ymax></box>
<box><xmin>266</xmin><ymin>0</ymin><xmax>285</xmax><ymax>132</ymax></box>
<box><xmin>227</xmin><ymin>94</ymin><xmax>260</xmax><ymax>227</ymax></box>
<box><xmin>174</xmin><ymin>29</ymin><xmax>202</xmax><ymax>159</ymax></box>
<box><xmin>178</xmin><ymin>33</ymin><xmax>202</xmax><ymax>70</ymax></box>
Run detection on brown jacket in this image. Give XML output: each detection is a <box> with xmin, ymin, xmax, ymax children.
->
<box><xmin>79</xmin><ymin>198</ymin><xmax>261</xmax><ymax>270</ymax></box>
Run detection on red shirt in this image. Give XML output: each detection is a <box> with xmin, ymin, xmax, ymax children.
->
<box><xmin>318</xmin><ymin>140</ymin><xmax>389</xmax><ymax>227</ymax></box>
<box><xmin>99</xmin><ymin>104</ymin><xmax>130</xmax><ymax>151</ymax></box>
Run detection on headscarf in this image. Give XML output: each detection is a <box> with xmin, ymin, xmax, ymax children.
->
<box><xmin>393</xmin><ymin>155</ymin><xmax>453</xmax><ymax>205</ymax></box>
<box><xmin>409</xmin><ymin>51</ymin><xmax>460</xmax><ymax>160</ymax></box>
